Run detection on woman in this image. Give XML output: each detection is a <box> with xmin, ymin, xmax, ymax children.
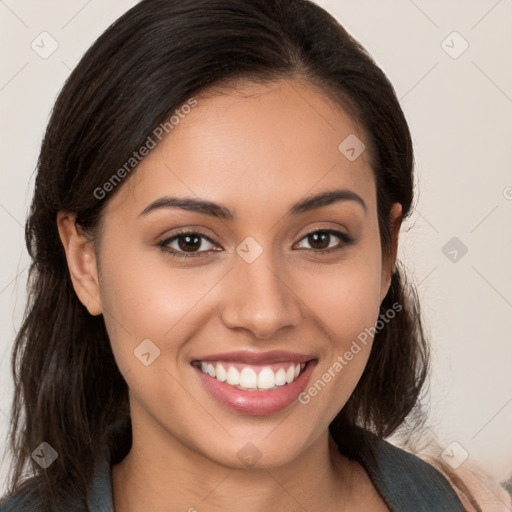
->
<box><xmin>0</xmin><ymin>0</ymin><xmax>497</xmax><ymax>510</ymax></box>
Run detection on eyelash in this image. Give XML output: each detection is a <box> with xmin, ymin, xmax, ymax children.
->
<box><xmin>157</xmin><ymin>228</ymin><xmax>354</xmax><ymax>259</ymax></box>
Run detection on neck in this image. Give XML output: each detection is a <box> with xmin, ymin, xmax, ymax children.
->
<box><xmin>112</xmin><ymin>419</ymin><xmax>356</xmax><ymax>512</ymax></box>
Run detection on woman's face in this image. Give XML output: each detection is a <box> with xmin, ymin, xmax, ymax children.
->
<box><xmin>73</xmin><ymin>78</ymin><xmax>400</xmax><ymax>468</ymax></box>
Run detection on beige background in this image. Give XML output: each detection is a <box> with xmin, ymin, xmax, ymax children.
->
<box><xmin>0</xmin><ymin>0</ymin><xmax>511</xmax><ymax>494</ymax></box>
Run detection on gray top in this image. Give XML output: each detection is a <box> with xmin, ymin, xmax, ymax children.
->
<box><xmin>87</xmin><ymin>451</ymin><xmax>113</xmax><ymax>512</ymax></box>
<box><xmin>0</xmin><ymin>427</ymin><xmax>467</xmax><ymax>511</ymax></box>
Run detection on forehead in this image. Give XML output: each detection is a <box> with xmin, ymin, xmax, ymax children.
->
<box><xmin>106</xmin><ymin>78</ymin><xmax>375</xmax><ymax>219</ymax></box>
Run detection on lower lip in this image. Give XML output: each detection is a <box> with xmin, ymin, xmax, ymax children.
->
<box><xmin>193</xmin><ymin>361</ymin><xmax>317</xmax><ymax>415</ymax></box>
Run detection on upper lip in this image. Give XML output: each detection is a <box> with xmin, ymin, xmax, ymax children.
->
<box><xmin>191</xmin><ymin>350</ymin><xmax>315</xmax><ymax>365</ymax></box>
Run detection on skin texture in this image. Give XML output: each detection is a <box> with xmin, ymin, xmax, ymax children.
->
<box><xmin>57</xmin><ymin>78</ymin><xmax>402</xmax><ymax>511</ymax></box>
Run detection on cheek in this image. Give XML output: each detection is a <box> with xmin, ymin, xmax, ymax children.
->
<box><xmin>291</xmin><ymin>245</ymin><xmax>384</xmax><ymax>415</ymax></box>
<box><xmin>97</xmin><ymin>245</ymin><xmax>225</xmax><ymax>371</ymax></box>
<box><xmin>297</xmin><ymin>249</ymin><xmax>384</xmax><ymax>346</ymax></box>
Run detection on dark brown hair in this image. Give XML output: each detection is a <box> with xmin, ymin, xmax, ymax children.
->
<box><xmin>3</xmin><ymin>0</ymin><xmax>441</xmax><ymax>509</ymax></box>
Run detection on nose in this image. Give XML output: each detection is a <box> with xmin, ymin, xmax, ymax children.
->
<box><xmin>220</xmin><ymin>250</ymin><xmax>303</xmax><ymax>340</ymax></box>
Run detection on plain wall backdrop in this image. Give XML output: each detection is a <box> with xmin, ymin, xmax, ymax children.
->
<box><xmin>0</xmin><ymin>0</ymin><xmax>511</xmax><ymax>496</ymax></box>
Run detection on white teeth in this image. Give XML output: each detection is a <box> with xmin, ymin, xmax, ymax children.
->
<box><xmin>257</xmin><ymin>367</ymin><xmax>275</xmax><ymax>390</ymax></box>
<box><xmin>226</xmin><ymin>366</ymin><xmax>240</xmax><ymax>385</ymax></box>
<box><xmin>239</xmin><ymin>367</ymin><xmax>257</xmax><ymax>389</ymax></box>
<box><xmin>197</xmin><ymin>361</ymin><xmax>306</xmax><ymax>390</ymax></box>
<box><xmin>285</xmin><ymin>365</ymin><xmax>295</xmax><ymax>384</ymax></box>
<box><xmin>206</xmin><ymin>363</ymin><xmax>216</xmax><ymax>378</ymax></box>
<box><xmin>275</xmin><ymin>368</ymin><xmax>286</xmax><ymax>386</ymax></box>
<box><xmin>215</xmin><ymin>363</ymin><xmax>227</xmax><ymax>382</ymax></box>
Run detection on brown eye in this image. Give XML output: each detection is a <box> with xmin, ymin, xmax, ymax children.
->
<box><xmin>295</xmin><ymin>229</ymin><xmax>353</xmax><ymax>254</ymax></box>
<box><xmin>158</xmin><ymin>231</ymin><xmax>219</xmax><ymax>258</ymax></box>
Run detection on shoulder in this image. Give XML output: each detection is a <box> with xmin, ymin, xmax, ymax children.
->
<box><xmin>1</xmin><ymin>448</ymin><xmax>114</xmax><ymax>512</ymax></box>
<box><xmin>388</xmin><ymin>427</ymin><xmax>512</xmax><ymax>512</ymax></box>
<box><xmin>0</xmin><ymin>474</ymin><xmax>91</xmax><ymax>512</ymax></box>
<box><xmin>0</xmin><ymin>478</ymin><xmax>49</xmax><ymax>512</ymax></box>
<box><xmin>415</xmin><ymin>447</ymin><xmax>512</xmax><ymax>512</ymax></box>
<box><xmin>368</xmin><ymin>434</ymin><xmax>470</xmax><ymax>511</ymax></box>
<box><xmin>331</xmin><ymin>425</ymin><xmax>469</xmax><ymax>511</ymax></box>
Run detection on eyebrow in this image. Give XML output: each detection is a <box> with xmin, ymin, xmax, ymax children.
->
<box><xmin>138</xmin><ymin>188</ymin><xmax>367</xmax><ymax>219</ymax></box>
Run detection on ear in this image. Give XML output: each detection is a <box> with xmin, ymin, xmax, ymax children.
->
<box><xmin>380</xmin><ymin>202</ymin><xmax>402</xmax><ymax>302</ymax></box>
<box><xmin>57</xmin><ymin>211</ymin><xmax>103</xmax><ymax>316</ymax></box>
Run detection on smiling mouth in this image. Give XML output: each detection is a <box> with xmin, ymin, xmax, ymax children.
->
<box><xmin>191</xmin><ymin>360</ymin><xmax>309</xmax><ymax>391</ymax></box>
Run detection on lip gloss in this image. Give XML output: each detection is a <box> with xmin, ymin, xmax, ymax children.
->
<box><xmin>193</xmin><ymin>360</ymin><xmax>316</xmax><ymax>415</ymax></box>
